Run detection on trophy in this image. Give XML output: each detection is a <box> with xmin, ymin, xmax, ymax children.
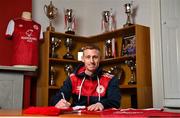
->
<box><xmin>49</xmin><ymin>66</ymin><xmax>56</xmax><ymax>86</ymax></box>
<box><xmin>102</xmin><ymin>11</ymin><xmax>110</xmax><ymax>32</ymax></box>
<box><xmin>63</xmin><ymin>37</ymin><xmax>74</xmax><ymax>59</ymax></box>
<box><xmin>102</xmin><ymin>9</ymin><xmax>116</xmax><ymax>32</ymax></box>
<box><xmin>50</xmin><ymin>37</ymin><xmax>61</xmax><ymax>58</ymax></box>
<box><xmin>123</xmin><ymin>3</ymin><xmax>133</xmax><ymax>27</ymax></box>
<box><xmin>108</xmin><ymin>66</ymin><xmax>123</xmax><ymax>80</ymax></box>
<box><xmin>105</xmin><ymin>39</ymin><xmax>113</xmax><ymax>58</ymax></box>
<box><xmin>64</xmin><ymin>9</ymin><xmax>75</xmax><ymax>34</ymax></box>
<box><xmin>44</xmin><ymin>1</ymin><xmax>58</xmax><ymax>31</ymax></box>
<box><xmin>125</xmin><ymin>60</ymin><xmax>136</xmax><ymax>84</ymax></box>
<box><xmin>64</xmin><ymin>64</ymin><xmax>74</xmax><ymax>76</ymax></box>
<box><xmin>102</xmin><ymin>9</ymin><xmax>116</xmax><ymax>59</ymax></box>
<box><xmin>63</xmin><ymin>8</ymin><xmax>75</xmax><ymax>59</ymax></box>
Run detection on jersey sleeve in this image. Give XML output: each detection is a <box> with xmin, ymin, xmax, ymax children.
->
<box><xmin>5</xmin><ymin>19</ymin><xmax>15</xmax><ymax>39</ymax></box>
<box><xmin>39</xmin><ymin>28</ymin><xmax>43</xmax><ymax>40</ymax></box>
<box><xmin>100</xmin><ymin>77</ymin><xmax>121</xmax><ymax>109</ymax></box>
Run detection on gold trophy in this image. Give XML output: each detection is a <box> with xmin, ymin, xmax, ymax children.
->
<box><xmin>123</xmin><ymin>3</ymin><xmax>133</xmax><ymax>27</ymax></box>
<box><xmin>44</xmin><ymin>1</ymin><xmax>58</xmax><ymax>31</ymax></box>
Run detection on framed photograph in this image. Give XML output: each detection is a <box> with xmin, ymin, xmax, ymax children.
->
<box><xmin>121</xmin><ymin>35</ymin><xmax>136</xmax><ymax>56</ymax></box>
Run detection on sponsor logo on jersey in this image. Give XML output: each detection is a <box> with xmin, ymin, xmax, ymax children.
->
<box><xmin>21</xmin><ymin>29</ymin><xmax>37</xmax><ymax>42</ymax></box>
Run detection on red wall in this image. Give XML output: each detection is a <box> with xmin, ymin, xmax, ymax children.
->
<box><xmin>0</xmin><ymin>0</ymin><xmax>32</xmax><ymax>65</ymax></box>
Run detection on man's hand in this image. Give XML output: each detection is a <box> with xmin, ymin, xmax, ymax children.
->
<box><xmin>87</xmin><ymin>102</ymin><xmax>104</xmax><ymax>111</ymax></box>
<box><xmin>55</xmin><ymin>99</ymin><xmax>71</xmax><ymax>109</ymax></box>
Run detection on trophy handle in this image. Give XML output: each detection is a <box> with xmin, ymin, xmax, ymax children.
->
<box><xmin>53</xmin><ymin>7</ymin><xmax>58</xmax><ymax>15</ymax></box>
<box><xmin>44</xmin><ymin>5</ymin><xmax>47</xmax><ymax>16</ymax></box>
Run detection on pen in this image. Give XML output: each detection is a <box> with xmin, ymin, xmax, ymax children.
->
<box><xmin>61</xmin><ymin>92</ymin><xmax>65</xmax><ymax>100</ymax></box>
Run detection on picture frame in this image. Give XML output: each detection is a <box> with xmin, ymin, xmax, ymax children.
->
<box><xmin>121</xmin><ymin>35</ymin><xmax>136</xmax><ymax>56</ymax></box>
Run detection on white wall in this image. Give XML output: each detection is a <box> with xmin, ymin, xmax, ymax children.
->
<box><xmin>32</xmin><ymin>0</ymin><xmax>152</xmax><ymax>35</ymax></box>
<box><xmin>32</xmin><ymin>0</ymin><xmax>164</xmax><ymax>108</ymax></box>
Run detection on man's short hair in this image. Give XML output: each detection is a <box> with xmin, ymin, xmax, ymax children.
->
<box><xmin>82</xmin><ymin>44</ymin><xmax>100</xmax><ymax>52</ymax></box>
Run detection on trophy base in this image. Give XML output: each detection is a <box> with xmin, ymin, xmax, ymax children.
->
<box><xmin>63</xmin><ymin>53</ymin><xmax>74</xmax><ymax>60</ymax></box>
<box><xmin>123</xmin><ymin>23</ymin><xmax>133</xmax><ymax>28</ymax></box>
<box><xmin>105</xmin><ymin>56</ymin><xmax>114</xmax><ymax>59</ymax></box>
<box><xmin>47</xmin><ymin>26</ymin><xmax>55</xmax><ymax>32</ymax></box>
<box><xmin>50</xmin><ymin>54</ymin><xmax>58</xmax><ymax>58</ymax></box>
<box><xmin>49</xmin><ymin>80</ymin><xmax>56</xmax><ymax>86</ymax></box>
<box><xmin>128</xmin><ymin>80</ymin><xmax>136</xmax><ymax>85</ymax></box>
<box><xmin>65</xmin><ymin>30</ymin><xmax>75</xmax><ymax>35</ymax></box>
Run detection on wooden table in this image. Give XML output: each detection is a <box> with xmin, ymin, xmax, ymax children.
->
<box><xmin>0</xmin><ymin>109</ymin><xmax>100</xmax><ymax>117</ymax></box>
<box><xmin>1</xmin><ymin>108</ymin><xmax>180</xmax><ymax>117</ymax></box>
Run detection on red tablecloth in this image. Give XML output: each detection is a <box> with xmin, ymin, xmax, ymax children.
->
<box><xmin>23</xmin><ymin>107</ymin><xmax>180</xmax><ymax>117</ymax></box>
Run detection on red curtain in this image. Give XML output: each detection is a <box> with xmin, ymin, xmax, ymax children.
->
<box><xmin>0</xmin><ymin>0</ymin><xmax>32</xmax><ymax>65</ymax></box>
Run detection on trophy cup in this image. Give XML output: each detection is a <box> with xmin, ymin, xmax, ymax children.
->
<box><xmin>102</xmin><ymin>11</ymin><xmax>110</xmax><ymax>32</ymax></box>
<box><xmin>50</xmin><ymin>37</ymin><xmax>61</xmax><ymax>58</ymax></box>
<box><xmin>102</xmin><ymin>9</ymin><xmax>116</xmax><ymax>58</ymax></box>
<box><xmin>44</xmin><ymin>1</ymin><xmax>58</xmax><ymax>31</ymax></box>
<box><xmin>108</xmin><ymin>66</ymin><xmax>123</xmax><ymax>80</ymax></box>
<box><xmin>123</xmin><ymin>3</ymin><xmax>133</xmax><ymax>27</ymax></box>
<box><xmin>105</xmin><ymin>39</ymin><xmax>113</xmax><ymax>58</ymax></box>
<box><xmin>49</xmin><ymin>66</ymin><xmax>56</xmax><ymax>86</ymax></box>
<box><xmin>63</xmin><ymin>8</ymin><xmax>75</xmax><ymax>59</ymax></box>
<box><xmin>64</xmin><ymin>9</ymin><xmax>75</xmax><ymax>34</ymax></box>
<box><xmin>125</xmin><ymin>60</ymin><xmax>136</xmax><ymax>84</ymax></box>
<box><xmin>63</xmin><ymin>37</ymin><xmax>74</xmax><ymax>59</ymax></box>
<box><xmin>64</xmin><ymin>64</ymin><xmax>74</xmax><ymax>76</ymax></box>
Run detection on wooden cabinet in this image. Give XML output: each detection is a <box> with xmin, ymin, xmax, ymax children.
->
<box><xmin>36</xmin><ymin>24</ymin><xmax>152</xmax><ymax>108</ymax></box>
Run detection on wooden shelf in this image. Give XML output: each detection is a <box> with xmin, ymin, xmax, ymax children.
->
<box><xmin>37</xmin><ymin>24</ymin><xmax>152</xmax><ymax>109</ymax></box>
<box><xmin>49</xmin><ymin>58</ymin><xmax>81</xmax><ymax>64</ymax></box>
<box><xmin>120</xmin><ymin>84</ymin><xmax>137</xmax><ymax>89</ymax></box>
<box><xmin>48</xmin><ymin>86</ymin><xmax>60</xmax><ymax>89</ymax></box>
<box><xmin>100</xmin><ymin>55</ymin><xmax>136</xmax><ymax>64</ymax></box>
<box><xmin>49</xmin><ymin>24</ymin><xmax>136</xmax><ymax>42</ymax></box>
<box><xmin>49</xmin><ymin>55</ymin><xmax>135</xmax><ymax>64</ymax></box>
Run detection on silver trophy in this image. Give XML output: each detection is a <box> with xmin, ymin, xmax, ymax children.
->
<box><xmin>49</xmin><ymin>66</ymin><xmax>56</xmax><ymax>86</ymax></box>
<box><xmin>102</xmin><ymin>11</ymin><xmax>110</xmax><ymax>32</ymax></box>
<box><xmin>63</xmin><ymin>37</ymin><xmax>74</xmax><ymax>59</ymax></box>
<box><xmin>64</xmin><ymin>64</ymin><xmax>74</xmax><ymax>76</ymax></box>
<box><xmin>102</xmin><ymin>9</ymin><xmax>116</xmax><ymax>58</ymax></box>
<box><xmin>50</xmin><ymin>37</ymin><xmax>61</xmax><ymax>58</ymax></box>
<box><xmin>44</xmin><ymin>1</ymin><xmax>58</xmax><ymax>31</ymax></box>
<box><xmin>102</xmin><ymin>11</ymin><xmax>112</xmax><ymax>59</ymax></box>
<box><xmin>105</xmin><ymin>39</ymin><xmax>113</xmax><ymax>58</ymax></box>
<box><xmin>64</xmin><ymin>9</ymin><xmax>75</xmax><ymax>34</ymax></box>
<box><xmin>123</xmin><ymin>3</ymin><xmax>133</xmax><ymax>27</ymax></box>
<box><xmin>63</xmin><ymin>9</ymin><xmax>75</xmax><ymax>59</ymax></box>
<box><xmin>125</xmin><ymin>60</ymin><xmax>136</xmax><ymax>84</ymax></box>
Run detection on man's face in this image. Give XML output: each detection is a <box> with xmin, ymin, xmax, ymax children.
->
<box><xmin>82</xmin><ymin>49</ymin><xmax>101</xmax><ymax>74</ymax></box>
